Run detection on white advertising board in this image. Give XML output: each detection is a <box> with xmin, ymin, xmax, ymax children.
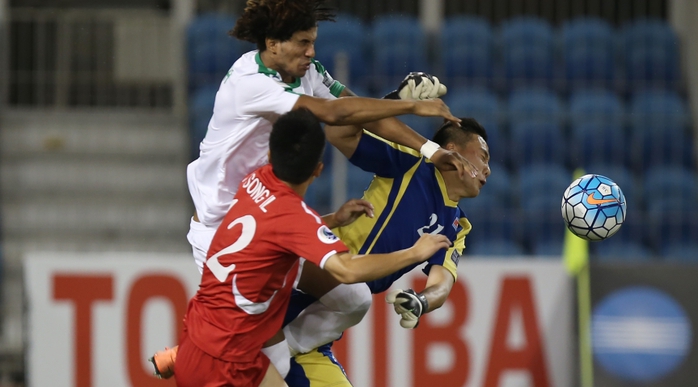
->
<box><xmin>25</xmin><ymin>253</ymin><xmax>572</xmax><ymax>387</ymax></box>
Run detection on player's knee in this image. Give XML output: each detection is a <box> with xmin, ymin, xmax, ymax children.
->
<box><xmin>344</xmin><ymin>283</ymin><xmax>372</xmax><ymax>324</ymax></box>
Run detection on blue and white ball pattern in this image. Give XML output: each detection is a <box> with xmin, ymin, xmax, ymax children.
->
<box><xmin>561</xmin><ymin>174</ymin><xmax>627</xmax><ymax>241</ymax></box>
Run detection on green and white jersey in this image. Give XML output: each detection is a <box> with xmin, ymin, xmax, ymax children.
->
<box><xmin>187</xmin><ymin>50</ymin><xmax>345</xmax><ymax>228</ymax></box>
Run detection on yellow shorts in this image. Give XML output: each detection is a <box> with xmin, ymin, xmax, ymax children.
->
<box><xmin>286</xmin><ymin>345</ymin><xmax>353</xmax><ymax>387</ymax></box>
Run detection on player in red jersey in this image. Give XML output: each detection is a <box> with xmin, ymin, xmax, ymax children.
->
<box><xmin>174</xmin><ymin>108</ymin><xmax>451</xmax><ymax>387</ymax></box>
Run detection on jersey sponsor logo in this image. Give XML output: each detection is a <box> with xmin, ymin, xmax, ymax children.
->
<box><xmin>317</xmin><ymin>225</ymin><xmax>340</xmax><ymax>244</ymax></box>
<box><xmin>451</xmin><ymin>249</ymin><xmax>461</xmax><ymax>267</ymax></box>
<box><xmin>452</xmin><ymin>217</ymin><xmax>460</xmax><ymax>231</ymax></box>
<box><xmin>417</xmin><ymin>213</ymin><xmax>444</xmax><ymax>236</ymax></box>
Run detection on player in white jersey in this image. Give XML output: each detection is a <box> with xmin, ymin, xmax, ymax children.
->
<box><xmin>151</xmin><ymin>0</ymin><xmax>477</xmax><ymax>379</ymax></box>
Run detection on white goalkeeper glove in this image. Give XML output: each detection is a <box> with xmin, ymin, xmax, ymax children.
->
<box><xmin>383</xmin><ymin>72</ymin><xmax>448</xmax><ymax>101</ymax></box>
<box><xmin>385</xmin><ymin>288</ymin><xmax>429</xmax><ymax>329</ymax></box>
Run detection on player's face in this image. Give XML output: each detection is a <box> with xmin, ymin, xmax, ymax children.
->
<box><xmin>455</xmin><ymin>136</ymin><xmax>490</xmax><ymax>198</ymax></box>
<box><xmin>274</xmin><ymin>28</ymin><xmax>317</xmax><ymax>81</ymax></box>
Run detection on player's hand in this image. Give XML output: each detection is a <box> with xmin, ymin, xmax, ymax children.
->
<box><xmin>431</xmin><ymin>148</ymin><xmax>478</xmax><ymax>179</ymax></box>
<box><xmin>332</xmin><ymin>199</ymin><xmax>374</xmax><ymax>228</ymax></box>
<box><xmin>410</xmin><ymin>234</ymin><xmax>451</xmax><ymax>262</ymax></box>
<box><xmin>385</xmin><ymin>288</ymin><xmax>429</xmax><ymax>329</ymax></box>
<box><xmin>384</xmin><ymin>72</ymin><xmax>448</xmax><ymax>100</ymax></box>
<box><xmin>412</xmin><ymin>99</ymin><xmax>461</xmax><ymax>126</ymax></box>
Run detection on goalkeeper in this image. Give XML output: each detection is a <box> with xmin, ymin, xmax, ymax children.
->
<box><xmin>282</xmin><ymin>78</ymin><xmax>492</xmax><ymax>387</ymax></box>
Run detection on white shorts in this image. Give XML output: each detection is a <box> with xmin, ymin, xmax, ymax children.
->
<box><xmin>186</xmin><ymin>217</ymin><xmax>217</xmax><ymax>274</ymax></box>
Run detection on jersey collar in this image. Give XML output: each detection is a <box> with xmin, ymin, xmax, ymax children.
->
<box><xmin>255</xmin><ymin>52</ymin><xmax>302</xmax><ymax>89</ymax></box>
<box><xmin>434</xmin><ymin>168</ymin><xmax>459</xmax><ymax>208</ymax></box>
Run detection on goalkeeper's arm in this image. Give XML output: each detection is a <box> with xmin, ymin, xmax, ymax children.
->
<box><xmin>386</xmin><ymin>265</ymin><xmax>455</xmax><ymax>328</ymax></box>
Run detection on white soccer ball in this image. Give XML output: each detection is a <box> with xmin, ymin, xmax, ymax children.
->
<box><xmin>561</xmin><ymin>174</ymin><xmax>627</xmax><ymax>241</ymax></box>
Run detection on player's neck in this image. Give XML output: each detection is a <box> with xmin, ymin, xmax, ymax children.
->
<box><xmin>441</xmin><ymin>171</ymin><xmax>465</xmax><ymax>202</ymax></box>
<box><xmin>281</xmin><ymin>180</ymin><xmax>310</xmax><ymax>198</ymax></box>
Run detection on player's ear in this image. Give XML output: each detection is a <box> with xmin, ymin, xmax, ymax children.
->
<box><xmin>266</xmin><ymin>38</ymin><xmax>279</xmax><ymax>54</ymax></box>
<box><xmin>312</xmin><ymin>162</ymin><xmax>323</xmax><ymax>178</ymax></box>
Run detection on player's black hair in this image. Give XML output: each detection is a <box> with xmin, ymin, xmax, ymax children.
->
<box><xmin>432</xmin><ymin>117</ymin><xmax>488</xmax><ymax>147</ymax></box>
<box><xmin>269</xmin><ymin>108</ymin><xmax>326</xmax><ymax>184</ymax></box>
<box><xmin>231</xmin><ymin>0</ymin><xmax>335</xmax><ymax>51</ymax></box>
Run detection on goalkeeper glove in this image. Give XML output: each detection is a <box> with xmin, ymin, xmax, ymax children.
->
<box><xmin>383</xmin><ymin>72</ymin><xmax>448</xmax><ymax>100</ymax></box>
<box><xmin>385</xmin><ymin>288</ymin><xmax>429</xmax><ymax>329</ymax></box>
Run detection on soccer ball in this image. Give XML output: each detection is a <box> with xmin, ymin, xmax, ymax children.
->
<box><xmin>561</xmin><ymin>174</ymin><xmax>627</xmax><ymax>241</ymax></box>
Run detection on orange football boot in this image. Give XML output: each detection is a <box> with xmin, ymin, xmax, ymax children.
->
<box><xmin>149</xmin><ymin>346</ymin><xmax>178</xmax><ymax>379</ymax></box>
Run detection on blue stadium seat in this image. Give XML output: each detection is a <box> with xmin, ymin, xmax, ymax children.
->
<box><xmin>593</xmin><ymin>241</ymin><xmax>654</xmax><ymax>261</ymax></box>
<box><xmin>315</xmin><ymin>15</ymin><xmax>369</xmax><ymax>86</ymax></box>
<box><xmin>569</xmin><ymin>90</ymin><xmax>626</xmax><ymax>166</ymax></box>
<box><xmin>643</xmin><ymin>166</ymin><xmax>698</xmax><ymax>212</ymax></box>
<box><xmin>346</xmin><ymin>164</ymin><xmax>375</xmax><ymax>200</ymax></box>
<box><xmin>517</xmin><ymin>163</ymin><xmax>572</xmax><ymax>248</ymax></box>
<box><xmin>371</xmin><ymin>15</ymin><xmax>428</xmax><ymax>90</ymax></box>
<box><xmin>628</xmin><ymin>91</ymin><xmax>693</xmax><ymax>172</ymax></box>
<box><xmin>500</xmin><ymin>17</ymin><xmax>556</xmax><ymax>90</ymax></box>
<box><xmin>398</xmin><ymin>115</ymin><xmax>441</xmax><ymax>139</ymax></box>
<box><xmin>531</xmin><ymin>239</ymin><xmax>563</xmax><ymax>258</ymax></box>
<box><xmin>439</xmin><ymin>16</ymin><xmax>495</xmax><ymax>87</ymax></box>
<box><xmin>480</xmin><ymin>163</ymin><xmax>513</xmax><ymax>207</ymax></box>
<box><xmin>187</xmin><ymin>13</ymin><xmax>246</xmax><ymax>90</ymax></box>
<box><xmin>188</xmin><ymin>84</ymin><xmax>219</xmax><ymax>159</ymax></box>
<box><xmin>561</xmin><ymin>17</ymin><xmax>617</xmax><ymax>91</ymax></box>
<box><xmin>662</xmin><ymin>242</ymin><xmax>698</xmax><ymax>262</ymax></box>
<box><xmin>460</xmin><ymin>194</ymin><xmax>519</xmax><ymax>251</ymax></box>
<box><xmin>444</xmin><ymin>89</ymin><xmax>506</xmax><ymax>165</ymax></box>
<box><xmin>646</xmin><ymin>208</ymin><xmax>698</xmax><ymax>252</ymax></box>
<box><xmin>466</xmin><ymin>237</ymin><xmax>526</xmax><ymax>257</ymax></box>
<box><xmin>621</xmin><ymin>19</ymin><xmax>681</xmax><ymax>91</ymax></box>
<box><xmin>508</xmin><ymin>89</ymin><xmax>566</xmax><ymax>167</ymax></box>
<box><xmin>305</xmin><ymin>169</ymin><xmax>333</xmax><ymax>215</ymax></box>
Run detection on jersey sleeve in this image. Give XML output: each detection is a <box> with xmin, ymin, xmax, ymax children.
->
<box><xmin>422</xmin><ymin>215</ymin><xmax>471</xmax><ymax>281</ymax></box>
<box><xmin>235</xmin><ymin>74</ymin><xmax>301</xmax><ymax>116</ymax></box>
<box><xmin>283</xmin><ymin>202</ymin><xmax>349</xmax><ymax>269</ymax></box>
<box><xmin>349</xmin><ymin>131</ymin><xmax>423</xmax><ymax>177</ymax></box>
<box><xmin>309</xmin><ymin>59</ymin><xmax>345</xmax><ymax>99</ymax></box>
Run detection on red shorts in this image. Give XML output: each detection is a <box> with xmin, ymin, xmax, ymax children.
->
<box><xmin>175</xmin><ymin>331</ymin><xmax>270</xmax><ymax>387</ymax></box>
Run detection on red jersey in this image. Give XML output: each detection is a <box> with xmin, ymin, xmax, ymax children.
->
<box><xmin>184</xmin><ymin>164</ymin><xmax>348</xmax><ymax>362</ymax></box>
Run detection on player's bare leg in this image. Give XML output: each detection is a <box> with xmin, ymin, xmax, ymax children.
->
<box><xmin>260</xmin><ymin>362</ymin><xmax>289</xmax><ymax>387</ymax></box>
<box><xmin>149</xmin><ymin>346</ymin><xmax>178</xmax><ymax>379</ymax></box>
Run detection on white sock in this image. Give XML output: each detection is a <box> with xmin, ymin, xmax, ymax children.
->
<box><xmin>284</xmin><ymin>283</ymin><xmax>372</xmax><ymax>354</ymax></box>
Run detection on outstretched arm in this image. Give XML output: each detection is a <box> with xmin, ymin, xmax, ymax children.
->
<box><xmin>323</xmin><ymin>234</ymin><xmax>451</xmax><ymax>284</ymax></box>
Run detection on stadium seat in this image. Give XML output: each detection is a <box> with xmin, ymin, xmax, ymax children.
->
<box><xmin>315</xmin><ymin>15</ymin><xmax>369</xmax><ymax>86</ymax></box>
<box><xmin>460</xmin><ymin>195</ymin><xmax>520</xmax><ymax>251</ymax></box>
<box><xmin>398</xmin><ymin>115</ymin><xmax>441</xmax><ymax>139</ymax></box>
<box><xmin>508</xmin><ymin>89</ymin><xmax>566</xmax><ymax>167</ymax></box>
<box><xmin>188</xmin><ymin>84</ymin><xmax>219</xmax><ymax>160</ymax></box>
<box><xmin>439</xmin><ymin>16</ymin><xmax>495</xmax><ymax>88</ymax></box>
<box><xmin>662</xmin><ymin>242</ymin><xmax>698</xmax><ymax>262</ymax></box>
<box><xmin>466</xmin><ymin>237</ymin><xmax>526</xmax><ymax>257</ymax></box>
<box><xmin>643</xmin><ymin>166</ymin><xmax>698</xmax><ymax>210</ymax></box>
<box><xmin>628</xmin><ymin>91</ymin><xmax>693</xmax><ymax>172</ymax></box>
<box><xmin>500</xmin><ymin>16</ymin><xmax>556</xmax><ymax>90</ymax></box>
<box><xmin>561</xmin><ymin>17</ymin><xmax>617</xmax><ymax>91</ymax></box>
<box><xmin>593</xmin><ymin>241</ymin><xmax>654</xmax><ymax>261</ymax></box>
<box><xmin>531</xmin><ymin>240</ymin><xmax>563</xmax><ymax>258</ymax></box>
<box><xmin>371</xmin><ymin>15</ymin><xmax>428</xmax><ymax>90</ymax></box>
<box><xmin>517</xmin><ymin>163</ymin><xmax>572</xmax><ymax>248</ymax></box>
<box><xmin>569</xmin><ymin>90</ymin><xmax>626</xmax><ymax>166</ymax></box>
<box><xmin>444</xmin><ymin>89</ymin><xmax>507</xmax><ymax>165</ymax></box>
<box><xmin>646</xmin><ymin>208</ymin><xmax>698</xmax><ymax>252</ymax></box>
<box><xmin>346</xmin><ymin>164</ymin><xmax>375</xmax><ymax>200</ymax></box>
<box><xmin>620</xmin><ymin>19</ymin><xmax>681</xmax><ymax>91</ymax></box>
<box><xmin>187</xmin><ymin>13</ymin><xmax>247</xmax><ymax>90</ymax></box>
<box><xmin>480</xmin><ymin>162</ymin><xmax>513</xmax><ymax>207</ymax></box>
<box><xmin>305</xmin><ymin>169</ymin><xmax>333</xmax><ymax>215</ymax></box>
